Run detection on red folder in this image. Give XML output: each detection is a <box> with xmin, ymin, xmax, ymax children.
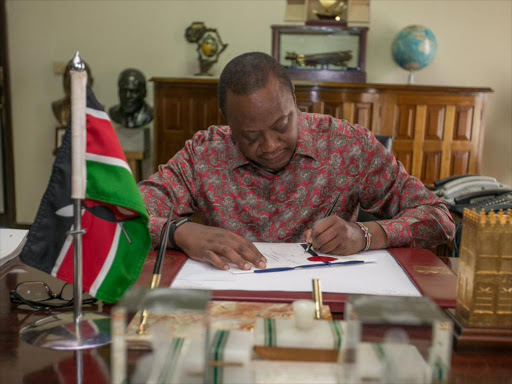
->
<box><xmin>142</xmin><ymin>248</ymin><xmax>457</xmax><ymax>313</ymax></box>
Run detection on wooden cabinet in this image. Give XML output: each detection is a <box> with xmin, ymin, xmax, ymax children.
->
<box><xmin>152</xmin><ymin>78</ymin><xmax>491</xmax><ymax>185</ymax></box>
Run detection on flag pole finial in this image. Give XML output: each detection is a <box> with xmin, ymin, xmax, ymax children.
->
<box><xmin>71</xmin><ymin>51</ymin><xmax>85</xmax><ymax>71</ymax></box>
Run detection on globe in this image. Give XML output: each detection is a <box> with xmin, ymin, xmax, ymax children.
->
<box><xmin>392</xmin><ymin>25</ymin><xmax>437</xmax><ymax>82</ymax></box>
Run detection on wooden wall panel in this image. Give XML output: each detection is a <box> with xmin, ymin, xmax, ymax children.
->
<box><xmin>422</xmin><ymin>151</ymin><xmax>442</xmax><ymax>185</ymax></box>
<box><xmin>161</xmin><ymin>98</ymin><xmax>181</xmax><ymax>131</ymax></box>
<box><xmin>395</xmin><ymin>151</ymin><xmax>413</xmax><ymax>174</ymax></box>
<box><xmin>296</xmin><ymin>100</ymin><xmax>314</xmax><ymax>113</ymax></box>
<box><xmin>453</xmin><ymin>106</ymin><xmax>474</xmax><ymax>141</ymax></box>
<box><xmin>354</xmin><ymin>102</ymin><xmax>372</xmax><ymax>128</ymax></box>
<box><xmin>394</xmin><ymin>104</ymin><xmax>416</xmax><ymax>140</ymax></box>
<box><xmin>425</xmin><ymin>105</ymin><xmax>445</xmax><ymax>141</ymax></box>
<box><xmin>451</xmin><ymin>151</ymin><xmax>471</xmax><ymax>175</ymax></box>
<box><xmin>152</xmin><ymin>79</ymin><xmax>491</xmax><ymax>185</ymax></box>
<box><xmin>322</xmin><ymin>102</ymin><xmax>343</xmax><ymax>119</ymax></box>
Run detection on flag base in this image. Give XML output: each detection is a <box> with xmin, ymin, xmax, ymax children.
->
<box><xmin>19</xmin><ymin>312</ymin><xmax>111</xmax><ymax>350</ymax></box>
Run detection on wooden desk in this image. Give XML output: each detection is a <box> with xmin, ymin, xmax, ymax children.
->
<box><xmin>1</xmin><ymin>252</ymin><xmax>511</xmax><ymax>384</ymax></box>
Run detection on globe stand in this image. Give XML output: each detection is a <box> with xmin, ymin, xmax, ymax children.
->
<box><xmin>408</xmin><ymin>71</ymin><xmax>415</xmax><ymax>85</ymax></box>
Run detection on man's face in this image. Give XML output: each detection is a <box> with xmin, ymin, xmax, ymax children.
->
<box><xmin>119</xmin><ymin>76</ymin><xmax>145</xmax><ymax>114</ymax></box>
<box><xmin>226</xmin><ymin>77</ymin><xmax>299</xmax><ymax>172</ymax></box>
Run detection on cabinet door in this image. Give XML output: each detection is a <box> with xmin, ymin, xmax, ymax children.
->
<box><xmin>295</xmin><ymin>87</ymin><xmax>380</xmax><ymax>132</ymax></box>
<box><xmin>154</xmin><ymin>83</ymin><xmax>223</xmax><ymax>168</ymax></box>
<box><xmin>385</xmin><ymin>93</ymin><xmax>484</xmax><ymax>185</ymax></box>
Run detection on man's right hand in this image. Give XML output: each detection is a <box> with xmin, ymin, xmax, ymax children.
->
<box><xmin>173</xmin><ymin>222</ymin><xmax>267</xmax><ymax>271</ymax></box>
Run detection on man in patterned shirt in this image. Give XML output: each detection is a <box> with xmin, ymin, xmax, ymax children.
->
<box><xmin>139</xmin><ymin>52</ymin><xmax>455</xmax><ymax>271</ymax></box>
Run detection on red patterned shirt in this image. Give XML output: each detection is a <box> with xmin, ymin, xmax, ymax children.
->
<box><xmin>139</xmin><ymin>112</ymin><xmax>455</xmax><ymax>249</ymax></box>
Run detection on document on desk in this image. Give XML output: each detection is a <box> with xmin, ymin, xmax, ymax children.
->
<box><xmin>0</xmin><ymin>228</ymin><xmax>29</xmax><ymax>267</ymax></box>
<box><xmin>171</xmin><ymin>243</ymin><xmax>421</xmax><ymax>297</ymax></box>
<box><xmin>228</xmin><ymin>243</ymin><xmax>374</xmax><ymax>274</ymax></box>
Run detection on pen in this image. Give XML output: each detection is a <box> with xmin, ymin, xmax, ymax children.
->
<box><xmin>253</xmin><ymin>259</ymin><xmax>366</xmax><ymax>273</ymax></box>
<box><xmin>137</xmin><ymin>212</ymin><xmax>173</xmax><ymax>334</ymax></box>
<box><xmin>305</xmin><ymin>193</ymin><xmax>342</xmax><ymax>254</ymax></box>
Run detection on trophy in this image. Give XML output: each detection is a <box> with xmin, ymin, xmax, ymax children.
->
<box><xmin>313</xmin><ymin>0</ymin><xmax>347</xmax><ymax>21</ymax></box>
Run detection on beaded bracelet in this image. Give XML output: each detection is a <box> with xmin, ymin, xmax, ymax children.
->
<box><xmin>355</xmin><ymin>222</ymin><xmax>372</xmax><ymax>252</ymax></box>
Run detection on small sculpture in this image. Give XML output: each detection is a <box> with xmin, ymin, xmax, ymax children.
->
<box><xmin>108</xmin><ymin>69</ymin><xmax>153</xmax><ymax>129</ymax></box>
<box><xmin>51</xmin><ymin>59</ymin><xmax>93</xmax><ymax>127</ymax></box>
<box><xmin>285</xmin><ymin>50</ymin><xmax>352</xmax><ymax>69</ymax></box>
<box><xmin>185</xmin><ymin>21</ymin><xmax>228</xmax><ymax>76</ymax></box>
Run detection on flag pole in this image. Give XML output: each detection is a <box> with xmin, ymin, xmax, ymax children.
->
<box><xmin>70</xmin><ymin>51</ymin><xmax>87</xmax><ymax>340</ymax></box>
<box><xmin>18</xmin><ymin>52</ymin><xmax>110</xmax><ymax>351</ymax></box>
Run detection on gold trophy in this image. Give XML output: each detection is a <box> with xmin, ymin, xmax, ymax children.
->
<box><xmin>313</xmin><ymin>0</ymin><xmax>347</xmax><ymax>21</ymax></box>
<box><xmin>450</xmin><ymin>208</ymin><xmax>512</xmax><ymax>351</ymax></box>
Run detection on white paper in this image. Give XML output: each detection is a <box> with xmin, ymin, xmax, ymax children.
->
<box><xmin>0</xmin><ymin>228</ymin><xmax>28</xmax><ymax>266</ymax></box>
<box><xmin>230</xmin><ymin>242</ymin><xmax>373</xmax><ymax>274</ymax></box>
<box><xmin>171</xmin><ymin>244</ymin><xmax>421</xmax><ymax>297</ymax></box>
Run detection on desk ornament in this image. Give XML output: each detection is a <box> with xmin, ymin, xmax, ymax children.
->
<box><xmin>312</xmin><ymin>0</ymin><xmax>347</xmax><ymax>21</ymax></box>
<box><xmin>344</xmin><ymin>295</ymin><xmax>453</xmax><ymax>384</ymax></box>
<box><xmin>185</xmin><ymin>21</ymin><xmax>228</xmax><ymax>76</ymax></box>
<box><xmin>392</xmin><ymin>25</ymin><xmax>437</xmax><ymax>84</ymax></box>
<box><xmin>450</xmin><ymin>208</ymin><xmax>512</xmax><ymax>352</ymax></box>
<box><xmin>112</xmin><ymin>287</ymin><xmax>213</xmax><ymax>384</ymax></box>
<box><xmin>108</xmin><ymin>68</ymin><xmax>153</xmax><ymax>129</ymax></box>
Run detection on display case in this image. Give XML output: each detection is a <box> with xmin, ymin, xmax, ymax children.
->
<box><xmin>271</xmin><ymin>25</ymin><xmax>367</xmax><ymax>82</ymax></box>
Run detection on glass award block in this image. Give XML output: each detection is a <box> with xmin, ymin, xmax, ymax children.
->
<box><xmin>111</xmin><ymin>287</ymin><xmax>211</xmax><ymax>384</ymax></box>
<box><xmin>342</xmin><ymin>295</ymin><xmax>453</xmax><ymax>384</ymax></box>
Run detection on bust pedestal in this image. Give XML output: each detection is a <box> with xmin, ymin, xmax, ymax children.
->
<box><xmin>113</xmin><ymin>124</ymin><xmax>152</xmax><ymax>181</ymax></box>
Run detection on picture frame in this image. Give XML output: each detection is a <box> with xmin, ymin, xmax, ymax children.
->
<box><xmin>271</xmin><ymin>24</ymin><xmax>367</xmax><ymax>83</ymax></box>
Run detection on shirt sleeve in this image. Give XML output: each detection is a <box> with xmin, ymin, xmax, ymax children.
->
<box><xmin>138</xmin><ymin>141</ymin><xmax>198</xmax><ymax>248</ymax></box>
<box><xmin>355</xmin><ymin>125</ymin><xmax>456</xmax><ymax>249</ymax></box>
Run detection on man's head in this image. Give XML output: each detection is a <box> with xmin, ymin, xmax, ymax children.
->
<box><xmin>218</xmin><ymin>52</ymin><xmax>298</xmax><ymax>172</ymax></box>
<box><xmin>118</xmin><ymin>69</ymin><xmax>147</xmax><ymax>115</ymax></box>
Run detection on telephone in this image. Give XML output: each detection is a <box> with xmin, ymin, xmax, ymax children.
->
<box><xmin>450</xmin><ymin>190</ymin><xmax>512</xmax><ymax>216</ymax></box>
<box><xmin>433</xmin><ymin>175</ymin><xmax>512</xmax><ymax>214</ymax></box>
<box><xmin>434</xmin><ymin>175</ymin><xmax>508</xmax><ymax>204</ymax></box>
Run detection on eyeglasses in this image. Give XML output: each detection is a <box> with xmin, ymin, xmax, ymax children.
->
<box><xmin>9</xmin><ymin>281</ymin><xmax>97</xmax><ymax>311</ymax></box>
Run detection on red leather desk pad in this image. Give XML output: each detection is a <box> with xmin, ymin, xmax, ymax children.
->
<box><xmin>159</xmin><ymin>248</ymin><xmax>457</xmax><ymax>313</ymax></box>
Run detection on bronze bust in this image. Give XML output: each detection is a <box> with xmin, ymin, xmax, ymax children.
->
<box><xmin>51</xmin><ymin>60</ymin><xmax>93</xmax><ymax>127</ymax></box>
<box><xmin>108</xmin><ymin>69</ymin><xmax>153</xmax><ymax>129</ymax></box>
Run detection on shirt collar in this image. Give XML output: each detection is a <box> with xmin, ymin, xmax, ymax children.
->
<box><xmin>229</xmin><ymin>138</ymin><xmax>250</xmax><ymax>171</ymax></box>
<box><xmin>294</xmin><ymin>112</ymin><xmax>318</xmax><ymax>161</ymax></box>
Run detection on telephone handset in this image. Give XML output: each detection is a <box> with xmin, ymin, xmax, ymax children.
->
<box><xmin>434</xmin><ymin>175</ymin><xmax>501</xmax><ymax>203</ymax></box>
<box><xmin>433</xmin><ymin>174</ymin><xmax>476</xmax><ymax>189</ymax></box>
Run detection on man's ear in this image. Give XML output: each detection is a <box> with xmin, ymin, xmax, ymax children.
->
<box><xmin>292</xmin><ymin>84</ymin><xmax>297</xmax><ymax>105</ymax></box>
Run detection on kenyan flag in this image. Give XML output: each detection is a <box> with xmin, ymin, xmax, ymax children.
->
<box><xmin>20</xmin><ymin>87</ymin><xmax>151</xmax><ymax>303</ymax></box>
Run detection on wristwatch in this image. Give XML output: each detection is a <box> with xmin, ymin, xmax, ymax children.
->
<box><xmin>168</xmin><ymin>217</ymin><xmax>191</xmax><ymax>250</ymax></box>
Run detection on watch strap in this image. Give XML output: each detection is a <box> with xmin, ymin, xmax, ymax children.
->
<box><xmin>168</xmin><ymin>217</ymin><xmax>190</xmax><ymax>250</ymax></box>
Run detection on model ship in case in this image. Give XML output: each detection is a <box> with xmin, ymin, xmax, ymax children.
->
<box><xmin>285</xmin><ymin>50</ymin><xmax>353</xmax><ymax>69</ymax></box>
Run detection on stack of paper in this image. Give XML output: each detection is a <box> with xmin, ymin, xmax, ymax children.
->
<box><xmin>172</xmin><ymin>243</ymin><xmax>421</xmax><ymax>297</ymax></box>
<box><xmin>0</xmin><ymin>228</ymin><xmax>28</xmax><ymax>267</ymax></box>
